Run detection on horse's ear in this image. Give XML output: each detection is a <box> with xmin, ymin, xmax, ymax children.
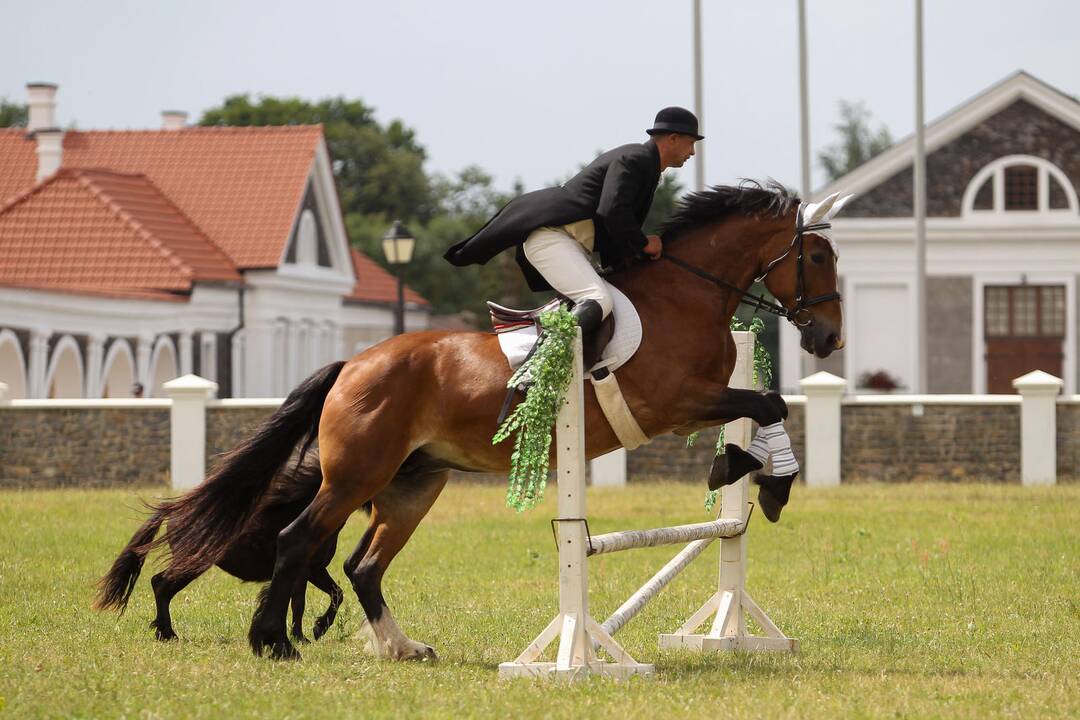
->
<box><xmin>823</xmin><ymin>193</ymin><xmax>855</xmax><ymax>221</ymax></box>
<box><xmin>800</xmin><ymin>192</ymin><xmax>840</xmax><ymax>226</ymax></box>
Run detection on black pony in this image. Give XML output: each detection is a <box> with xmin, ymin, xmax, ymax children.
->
<box><xmin>95</xmin><ymin>450</ymin><xmax>344</xmax><ymax>643</ymax></box>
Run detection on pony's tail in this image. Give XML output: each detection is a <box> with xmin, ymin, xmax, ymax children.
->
<box><xmin>93</xmin><ymin>507</ymin><xmax>165</xmax><ymax>613</ymax></box>
<box><xmin>150</xmin><ymin>361</ymin><xmax>346</xmax><ymax>580</ymax></box>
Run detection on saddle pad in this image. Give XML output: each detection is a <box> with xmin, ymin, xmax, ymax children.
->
<box><xmin>495</xmin><ymin>282</ymin><xmax>643</xmax><ymax>373</ymax></box>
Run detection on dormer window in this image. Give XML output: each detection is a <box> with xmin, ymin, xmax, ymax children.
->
<box><xmin>963</xmin><ymin>155</ymin><xmax>1078</xmax><ymax>216</ymax></box>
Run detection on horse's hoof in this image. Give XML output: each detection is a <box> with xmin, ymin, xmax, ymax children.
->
<box><xmin>391</xmin><ymin>640</ymin><xmax>438</xmax><ymax>662</ymax></box>
<box><xmin>154</xmin><ymin>628</ymin><xmax>178</xmax><ymax>642</ymax></box>
<box><xmin>312</xmin><ymin>617</ymin><xmax>332</xmax><ymax>641</ymax></box>
<box><xmin>708</xmin><ymin>444</ymin><xmax>764</xmax><ymax>490</ymax></box>
<box><xmin>270</xmin><ymin>640</ymin><xmax>302</xmax><ymax>661</ymax></box>
<box><xmin>753</xmin><ymin>472</ymin><xmax>796</xmax><ymax>523</ymax></box>
<box><xmin>291</xmin><ymin>631</ymin><xmax>311</xmax><ymax>645</ymax></box>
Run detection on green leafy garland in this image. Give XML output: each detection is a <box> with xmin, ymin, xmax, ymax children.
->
<box><xmin>702</xmin><ymin>316</ymin><xmax>773</xmax><ymax>512</ymax></box>
<box><xmin>493</xmin><ymin>306</ymin><xmax>578</xmax><ymax>512</ymax></box>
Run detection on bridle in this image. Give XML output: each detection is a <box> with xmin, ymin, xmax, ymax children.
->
<box><xmin>661</xmin><ymin>215</ymin><xmax>841</xmax><ymax>328</ymax></box>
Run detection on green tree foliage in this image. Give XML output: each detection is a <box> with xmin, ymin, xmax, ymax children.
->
<box><xmin>818</xmin><ymin>100</ymin><xmax>893</xmax><ymax>182</ymax></box>
<box><xmin>200</xmin><ymin>95</ymin><xmax>433</xmax><ymax>222</ymax></box>
<box><xmin>0</xmin><ymin>99</ymin><xmax>28</xmax><ymax>128</ymax></box>
<box><xmin>645</xmin><ymin>173</ymin><xmax>684</xmax><ymax>235</ymax></box>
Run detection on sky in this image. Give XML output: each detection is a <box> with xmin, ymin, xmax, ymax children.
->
<box><xmin>3</xmin><ymin>0</ymin><xmax>1079</xmax><ymax>197</ymax></box>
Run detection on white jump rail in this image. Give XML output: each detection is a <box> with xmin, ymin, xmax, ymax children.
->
<box><xmin>499</xmin><ymin>331</ymin><xmax>797</xmax><ymax>681</ymax></box>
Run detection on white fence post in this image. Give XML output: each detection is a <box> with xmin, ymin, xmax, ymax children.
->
<box><xmin>0</xmin><ymin>381</ymin><xmax>9</xmax><ymax>406</ymax></box>
<box><xmin>164</xmin><ymin>374</ymin><xmax>218</xmax><ymax>491</ymax></box>
<box><xmin>589</xmin><ymin>449</ymin><xmax>626</xmax><ymax>487</ymax></box>
<box><xmin>800</xmin><ymin>371</ymin><xmax>846</xmax><ymax>487</ymax></box>
<box><xmin>1013</xmin><ymin>370</ymin><xmax>1062</xmax><ymax>486</ymax></box>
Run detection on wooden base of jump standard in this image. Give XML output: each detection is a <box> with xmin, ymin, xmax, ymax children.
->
<box><xmin>498</xmin><ymin>612</ymin><xmax>654</xmax><ymax>681</ymax></box>
<box><xmin>658</xmin><ymin>588</ymin><xmax>799</xmax><ymax>653</ymax></box>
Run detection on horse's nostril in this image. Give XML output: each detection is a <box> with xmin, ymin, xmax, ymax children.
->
<box><xmin>826</xmin><ymin>333</ymin><xmax>839</xmax><ymax>349</ymax></box>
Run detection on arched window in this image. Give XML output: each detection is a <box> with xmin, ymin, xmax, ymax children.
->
<box><xmin>0</xmin><ymin>329</ymin><xmax>28</xmax><ymax>399</ymax></box>
<box><xmin>963</xmin><ymin>155</ymin><xmax>1078</xmax><ymax>216</ymax></box>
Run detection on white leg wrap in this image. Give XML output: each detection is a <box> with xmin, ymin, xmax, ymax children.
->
<box><xmin>761</xmin><ymin>421</ymin><xmax>799</xmax><ymax>476</ymax></box>
<box><xmin>746</xmin><ymin>428</ymin><xmax>771</xmax><ymax>466</ymax></box>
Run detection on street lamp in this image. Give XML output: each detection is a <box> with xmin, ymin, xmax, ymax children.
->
<box><xmin>381</xmin><ymin>220</ymin><xmax>415</xmax><ymax>335</ymax></box>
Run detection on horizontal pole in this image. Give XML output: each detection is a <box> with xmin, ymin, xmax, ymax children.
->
<box><xmin>599</xmin><ymin>538</ymin><xmax>715</xmax><ymax>638</ymax></box>
<box><xmin>587</xmin><ymin>517</ymin><xmax>743</xmax><ymax>557</ymax></box>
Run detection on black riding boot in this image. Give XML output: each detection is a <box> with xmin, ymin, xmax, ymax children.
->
<box><xmin>571</xmin><ymin>299</ymin><xmax>610</xmax><ymax>378</ymax></box>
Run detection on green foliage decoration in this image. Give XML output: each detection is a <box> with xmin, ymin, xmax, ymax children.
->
<box><xmin>493</xmin><ymin>306</ymin><xmax>578</xmax><ymax>512</ymax></box>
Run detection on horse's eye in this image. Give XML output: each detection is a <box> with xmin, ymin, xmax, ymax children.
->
<box><xmin>810</xmin><ymin>252</ymin><xmax>827</xmax><ymax>265</ymax></box>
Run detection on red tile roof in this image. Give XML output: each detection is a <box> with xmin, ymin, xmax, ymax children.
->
<box><xmin>347</xmin><ymin>248</ymin><xmax>429</xmax><ymax>306</ymax></box>
<box><xmin>0</xmin><ymin>168</ymin><xmax>240</xmax><ymax>297</ymax></box>
<box><xmin>0</xmin><ymin>126</ymin><xmax>322</xmax><ymax>268</ymax></box>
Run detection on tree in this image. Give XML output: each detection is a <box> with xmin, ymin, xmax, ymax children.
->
<box><xmin>645</xmin><ymin>173</ymin><xmax>684</xmax><ymax>235</ymax></box>
<box><xmin>0</xmin><ymin>99</ymin><xmax>28</xmax><ymax>128</ymax></box>
<box><xmin>818</xmin><ymin>100</ymin><xmax>892</xmax><ymax>182</ymax></box>
<box><xmin>200</xmin><ymin>95</ymin><xmax>434</xmax><ymax>222</ymax></box>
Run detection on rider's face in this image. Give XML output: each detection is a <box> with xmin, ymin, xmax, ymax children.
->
<box><xmin>665</xmin><ymin>134</ymin><xmax>697</xmax><ymax>168</ymax></box>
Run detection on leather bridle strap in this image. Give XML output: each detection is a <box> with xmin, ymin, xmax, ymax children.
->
<box><xmin>662</xmin><ymin>219</ymin><xmax>841</xmax><ymax>328</ymax></box>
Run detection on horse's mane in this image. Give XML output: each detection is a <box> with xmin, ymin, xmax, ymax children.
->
<box><xmin>660</xmin><ymin>180</ymin><xmax>800</xmax><ymax>242</ymax></box>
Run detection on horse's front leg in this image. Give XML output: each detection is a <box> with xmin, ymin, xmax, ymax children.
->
<box><xmin>678</xmin><ymin>383</ymin><xmax>798</xmax><ymax>522</ymax></box>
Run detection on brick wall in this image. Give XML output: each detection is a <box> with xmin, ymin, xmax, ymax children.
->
<box><xmin>841</xmin><ymin>404</ymin><xmax>1019</xmax><ymax>482</ymax></box>
<box><xmin>1057</xmin><ymin>405</ymin><xmax>1080</xmax><ymax>483</ymax></box>
<box><xmin>0</xmin><ymin>407</ymin><xmax>169</xmax><ymax>488</ymax></box>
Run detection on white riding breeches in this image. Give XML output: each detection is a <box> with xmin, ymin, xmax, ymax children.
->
<box><xmin>521</xmin><ymin>226</ymin><xmax>614</xmax><ymax>318</ymax></box>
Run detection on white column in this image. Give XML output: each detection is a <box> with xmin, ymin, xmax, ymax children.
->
<box><xmin>231</xmin><ymin>329</ymin><xmax>246</xmax><ymax>398</ymax></box>
<box><xmin>28</xmin><ymin>327</ymin><xmax>50</xmax><ymax>398</ymax></box>
<box><xmin>271</xmin><ymin>319</ymin><xmax>287</xmax><ymax>395</ymax></box>
<box><xmin>86</xmin><ymin>333</ymin><xmax>105</xmax><ymax>398</ymax></box>
<box><xmin>287</xmin><ymin>320</ymin><xmax>302</xmax><ymax>388</ymax></box>
<box><xmin>1013</xmin><ymin>370</ymin><xmax>1063</xmax><ymax>486</ymax></box>
<box><xmin>590</xmin><ymin>449</ymin><xmax>627</xmax><ymax>487</ymax></box>
<box><xmin>200</xmin><ymin>333</ymin><xmax>217</xmax><ymax>382</ymax></box>
<box><xmin>178</xmin><ymin>330</ymin><xmax>194</xmax><ymax>376</ymax></box>
<box><xmin>0</xmin><ymin>381</ymin><xmax>10</xmax><ymax>406</ymax></box>
<box><xmin>136</xmin><ymin>334</ymin><xmax>153</xmax><ymax>386</ymax></box>
<box><xmin>801</xmin><ymin>371</ymin><xmax>847</xmax><ymax>487</ymax></box>
<box><xmin>163</xmin><ymin>374</ymin><xmax>218</xmax><ymax>490</ymax></box>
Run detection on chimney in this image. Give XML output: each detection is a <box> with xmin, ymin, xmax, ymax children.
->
<box><xmin>161</xmin><ymin>110</ymin><xmax>188</xmax><ymax>130</ymax></box>
<box><xmin>26</xmin><ymin>82</ymin><xmax>58</xmax><ymax>133</ymax></box>
<box><xmin>35</xmin><ymin>129</ymin><xmax>64</xmax><ymax>181</ymax></box>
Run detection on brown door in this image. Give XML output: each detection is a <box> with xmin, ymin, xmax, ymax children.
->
<box><xmin>985</xmin><ymin>285</ymin><xmax>1065</xmax><ymax>393</ymax></box>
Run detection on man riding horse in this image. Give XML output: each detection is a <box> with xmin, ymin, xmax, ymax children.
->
<box><xmin>444</xmin><ymin>106</ymin><xmax>703</xmax><ymax>365</ymax></box>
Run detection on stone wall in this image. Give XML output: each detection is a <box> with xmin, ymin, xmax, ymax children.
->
<box><xmin>1057</xmin><ymin>404</ymin><xmax>1080</xmax><ymax>483</ymax></box>
<box><xmin>846</xmin><ymin>99</ymin><xmax>1080</xmax><ymax>217</ymax></box>
<box><xmin>841</xmin><ymin>404</ymin><xmax>1019</xmax><ymax>482</ymax></box>
<box><xmin>627</xmin><ymin>404</ymin><xmax>805</xmax><ymax>482</ymax></box>
<box><xmin>205</xmin><ymin>406</ymin><xmax>276</xmax><ymax>471</ymax></box>
<box><xmin>0</xmin><ymin>407</ymin><xmax>169</xmax><ymax>488</ymax></box>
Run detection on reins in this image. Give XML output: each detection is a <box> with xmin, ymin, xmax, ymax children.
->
<box><xmin>662</xmin><ymin>218</ymin><xmax>840</xmax><ymax>328</ymax></box>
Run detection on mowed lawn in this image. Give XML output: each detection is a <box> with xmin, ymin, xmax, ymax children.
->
<box><xmin>0</xmin><ymin>482</ymin><xmax>1077</xmax><ymax>719</ymax></box>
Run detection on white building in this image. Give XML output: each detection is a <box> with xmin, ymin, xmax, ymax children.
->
<box><xmin>0</xmin><ymin>83</ymin><xmax>429</xmax><ymax>399</ymax></box>
<box><xmin>782</xmin><ymin>71</ymin><xmax>1080</xmax><ymax>395</ymax></box>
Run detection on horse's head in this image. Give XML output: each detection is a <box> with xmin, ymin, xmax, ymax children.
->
<box><xmin>758</xmin><ymin>193</ymin><xmax>852</xmax><ymax>359</ymax></box>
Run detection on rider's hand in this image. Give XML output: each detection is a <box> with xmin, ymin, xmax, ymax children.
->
<box><xmin>643</xmin><ymin>234</ymin><xmax>663</xmax><ymax>259</ymax></box>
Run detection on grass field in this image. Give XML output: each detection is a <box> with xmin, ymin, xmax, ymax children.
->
<box><xmin>0</xmin><ymin>482</ymin><xmax>1077</xmax><ymax>719</ymax></box>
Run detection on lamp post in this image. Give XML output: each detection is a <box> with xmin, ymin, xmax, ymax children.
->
<box><xmin>382</xmin><ymin>220</ymin><xmax>416</xmax><ymax>336</ymax></box>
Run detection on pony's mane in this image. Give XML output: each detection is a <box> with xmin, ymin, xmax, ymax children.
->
<box><xmin>661</xmin><ymin>180</ymin><xmax>800</xmax><ymax>241</ymax></box>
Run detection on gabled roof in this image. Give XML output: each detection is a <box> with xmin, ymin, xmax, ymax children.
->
<box><xmin>0</xmin><ymin>125</ymin><xmax>322</xmax><ymax>268</ymax></box>
<box><xmin>816</xmin><ymin>71</ymin><xmax>1080</xmax><ymax>200</ymax></box>
<box><xmin>0</xmin><ymin>168</ymin><xmax>240</xmax><ymax>298</ymax></box>
<box><xmin>346</xmin><ymin>248</ymin><xmax>429</xmax><ymax>306</ymax></box>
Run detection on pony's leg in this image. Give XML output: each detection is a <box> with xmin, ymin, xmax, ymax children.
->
<box><xmin>343</xmin><ymin>469</ymin><xmax>448</xmax><ymax>661</ymax></box>
<box><xmin>309</xmin><ymin>566</ymin><xmax>344</xmax><ymax>641</ymax></box>
<box><xmin>289</xmin><ymin>582</ymin><xmax>309</xmax><ymax>644</ymax></box>
<box><xmin>249</xmin><ymin>438</ymin><xmax>407</xmax><ymax>660</ymax></box>
<box><xmin>150</xmin><ymin>570</ymin><xmax>197</xmax><ymax>641</ymax></box>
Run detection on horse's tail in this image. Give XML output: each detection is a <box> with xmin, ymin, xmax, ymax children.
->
<box><xmin>148</xmin><ymin>361</ymin><xmax>346</xmax><ymax>580</ymax></box>
<box><xmin>93</xmin><ymin>507</ymin><xmax>166</xmax><ymax>613</ymax></box>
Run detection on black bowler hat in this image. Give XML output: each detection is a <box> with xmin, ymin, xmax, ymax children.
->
<box><xmin>646</xmin><ymin>106</ymin><xmax>704</xmax><ymax>140</ymax></box>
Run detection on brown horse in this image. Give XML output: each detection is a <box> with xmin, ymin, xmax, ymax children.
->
<box><xmin>149</xmin><ymin>182</ymin><xmax>844</xmax><ymax>662</ymax></box>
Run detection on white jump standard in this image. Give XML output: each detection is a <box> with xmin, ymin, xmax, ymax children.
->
<box><xmin>498</xmin><ymin>331</ymin><xmax>798</xmax><ymax>681</ymax></box>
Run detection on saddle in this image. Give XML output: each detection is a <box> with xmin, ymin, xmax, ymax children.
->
<box><xmin>488</xmin><ymin>299</ymin><xmax>614</xmax><ymax>374</ymax></box>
